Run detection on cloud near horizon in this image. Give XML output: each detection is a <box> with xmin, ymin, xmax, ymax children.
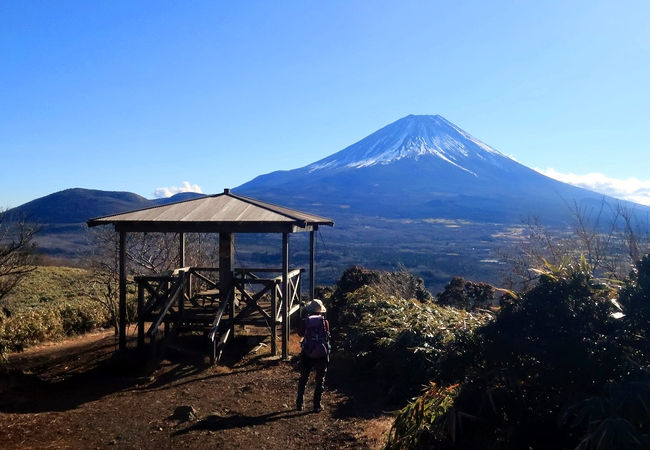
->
<box><xmin>153</xmin><ymin>181</ymin><xmax>203</xmax><ymax>199</ymax></box>
<box><xmin>537</xmin><ymin>168</ymin><xmax>650</xmax><ymax>206</ymax></box>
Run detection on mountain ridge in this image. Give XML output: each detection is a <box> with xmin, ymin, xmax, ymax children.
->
<box><xmin>6</xmin><ymin>188</ymin><xmax>205</xmax><ymax>224</ymax></box>
<box><xmin>236</xmin><ymin>114</ymin><xmax>637</xmax><ymax>224</ymax></box>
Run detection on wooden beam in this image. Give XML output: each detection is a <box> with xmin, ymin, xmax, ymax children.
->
<box><xmin>179</xmin><ymin>232</ymin><xmax>186</xmax><ymax>267</ymax></box>
<box><xmin>309</xmin><ymin>230</ymin><xmax>315</xmax><ymax>301</ymax></box>
<box><xmin>271</xmin><ymin>281</ymin><xmax>277</xmax><ymax>356</ymax></box>
<box><xmin>220</xmin><ymin>232</ymin><xmax>235</xmax><ymax>340</ymax></box>
<box><xmin>119</xmin><ymin>231</ymin><xmax>127</xmax><ymax>351</ymax></box>
<box><xmin>282</xmin><ymin>232</ymin><xmax>289</xmax><ymax>360</ymax></box>
<box><xmin>110</xmin><ymin>221</ymin><xmax>310</xmax><ymax>234</ymax></box>
<box><xmin>137</xmin><ymin>282</ymin><xmax>144</xmax><ymax>350</ymax></box>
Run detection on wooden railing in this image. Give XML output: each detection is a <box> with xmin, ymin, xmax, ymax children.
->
<box><xmin>233</xmin><ymin>267</ymin><xmax>302</xmax><ymax>355</ymax></box>
<box><xmin>135</xmin><ymin>268</ymin><xmax>190</xmax><ymax>347</ymax></box>
<box><xmin>207</xmin><ymin>284</ymin><xmax>233</xmax><ymax>364</ymax></box>
<box><xmin>134</xmin><ymin>266</ymin><xmax>303</xmax><ymax>360</ymax></box>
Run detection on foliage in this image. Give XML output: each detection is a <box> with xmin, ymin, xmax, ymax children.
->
<box><xmin>0</xmin><ymin>299</ymin><xmax>114</xmax><ymax>354</ymax></box>
<box><xmin>335</xmin><ymin>282</ymin><xmax>491</xmax><ymax>402</ymax></box>
<box><xmin>337</xmin><ymin>266</ymin><xmax>433</xmax><ymax>302</ymax></box>
<box><xmin>436</xmin><ymin>277</ymin><xmax>496</xmax><ymax>311</ymax></box>
<box><xmin>391</xmin><ymin>254</ymin><xmax>650</xmax><ymax>449</ymax></box>
<box><xmin>386</xmin><ymin>383</ymin><xmax>460</xmax><ymax>450</ymax></box>
<box><xmin>0</xmin><ymin>266</ymin><xmax>136</xmax><ymax>358</ymax></box>
<box><xmin>329</xmin><ymin>266</ymin><xmax>434</xmax><ymax>328</ymax></box>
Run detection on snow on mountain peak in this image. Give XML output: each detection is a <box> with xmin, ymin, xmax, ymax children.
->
<box><xmin>306</xmin><ymin>115</ymin><xmax>508</xmax><ymax>174</ymax></box>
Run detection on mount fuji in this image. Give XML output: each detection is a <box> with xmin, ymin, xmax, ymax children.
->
<box><xmin>236</xmin><ymin>114</ymin><xmax>629</xmax><ymax>224</ymax></box>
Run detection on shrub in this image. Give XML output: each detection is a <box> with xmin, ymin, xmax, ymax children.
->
<box><xmin>59</xmin><ymin>299</ymin><xmax>113</xmax><ymax>336</ymax></box>
<box><xmin>329</xmin><ymin>266</ymin><xmax>434</xmax><ymax>329</ymax></box>
<box><xmin>392</xmin><ymin>255</ymin><xmax>650</xmax><ymax>449</ymax></box>
<box><xmin>386</xmin><ymin>383</ymin><xmax>460</xmax><ymax>450</ymax></box>
<box><xmin>336</xmin><ymin>284</ymin><xmax>491</xmax><ymax>402</ymax></box>
<box><xmin>0</xmin><ymin>306</ymin><xmax>64</xmax><ymax>353</ymax></box>
<box><xmin>436</xmin><ymin>277</ymin><xmax>496</xmax><ymax>310</ymax></box>
<box><xmin>0</xmin><ymin>266</ymin><xmax>134</xmax><ymax>358</ymax></box>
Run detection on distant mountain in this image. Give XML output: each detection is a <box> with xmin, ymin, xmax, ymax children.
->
<box><xmin>7</xmin><ymin>188</ymin><xmax>206</xmax><ymax>223</ymax></box>
<box><xmin>5</xmin><ymin>188</ymin><xmax>205</xmax><ymax>257</ymax></box>
<box><xmin>236</xmin><ymin>115</ymin><xmax>637</xmax><ymax>224</ymax></box>
<box><xmin>7</xmin><ymin>188</ymin><xmax>151</xmax><ymax>224</ymax></box>
<box><xmin>151</xmin><ymin>191</ymin><xmax>207</xmax><ymax>206</ymax></box>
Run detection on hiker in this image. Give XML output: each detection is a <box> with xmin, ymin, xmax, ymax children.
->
<box><xmin>296</xmin><ymin>299</ymin><xmax>331</xmax><ymax>412</ymax></box>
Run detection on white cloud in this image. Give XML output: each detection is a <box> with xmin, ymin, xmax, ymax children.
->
<box><xmin>153</xmin><ymin>181</ymin><xmax>203</xmax><ymax>199</ymax></box>
<box><xmin>537</xmin><ymin>168</ymin><xmax>650</xmax><ymax>206</ymax></box>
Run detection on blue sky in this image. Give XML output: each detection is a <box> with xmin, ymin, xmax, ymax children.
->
<box><xmin>2</xmin><ymin>0</ymin><xmax>649</xmax><ymax>207</ymax></box>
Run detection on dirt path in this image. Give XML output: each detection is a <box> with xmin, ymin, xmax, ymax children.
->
<box><xmin>0</xmin><ymin>329</ymin><xmax>392</xmax><ymax>449</ymax></box>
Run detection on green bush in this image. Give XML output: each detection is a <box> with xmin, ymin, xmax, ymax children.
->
<box><xmin>391</xmin><ymin>256</ymin><xmax>650</xmax><ymax>449</ymax></box>
<box><xmin>0</xmin><ymin>307</ymin><xmax>64</xmax><ymax>353</ymax></box>
<box><xmin>335</xmin><ymin>284</ymin><xmax>491</xmax><ymax>402</ymax></box>
<box><xmin>0</xmin><ymin>300</ymin><xmax>114</xmax><ymax>355</ymax></box>
<box><xmin>60</xmin><ymin>299</ymin><xmax>112</xmax><ymax>335</ymax></box>
<box><xmin>436</xmin><ymin>277</ymin><xmax>497</xmax><ymax>310</ymax></box>
<box><xmin>386</xmin><ymin>383</ymin><xmax>459</xmax><ymax>450</ymax></box>
<box><xmin>0</xmin><ymin>266</ymin><xmax>133</xmax><ymax>358</ymax></box>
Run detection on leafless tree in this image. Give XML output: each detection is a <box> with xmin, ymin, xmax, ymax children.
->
<box><xmin>87</xmin><ymin>229</ymin><xmax>180</xmax><ymax>333</ymax></box>
<box><xmin>87</xmin><ymin>227</ymin><xmax>122</xmax><ymax>333</ymax></box>
<box><xmin>86</xmin><ymin>228</ymin><xmax>220</xmax><ymax>333</ymax></box>
<box><xmin>500</xmin><ymin>199</ymin><xmax>650</xmax><ymax>289</ymax></box>
<box><xmin>617</xmin><ymin>204</ymin><xmax>650</xmax><ymax>266</ymax></box>
<box><xmin>0</xmin><ymin>210</ymin><xmax>38</xmax><ymax>305</ymax></box>
<box><xmin>570</xmin><ymin>200</ymin><xmax>620</xmax><ymax>275</ymax></box>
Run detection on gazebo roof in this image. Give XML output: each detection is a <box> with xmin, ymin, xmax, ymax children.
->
<box><xmin>87</xmin><ymin>189</ymin><xmax>334</xmax><ymax>233</ymax></box>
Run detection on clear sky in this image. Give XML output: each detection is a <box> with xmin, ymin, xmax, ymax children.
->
<box><xmin>2</xmin><ymin>0</ymin><xmax>649</xmax><ymax>208</ymax></box>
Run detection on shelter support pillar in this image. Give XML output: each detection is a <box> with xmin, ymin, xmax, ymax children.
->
<box><xmin>137</xmin><ymin>281</ymin><xmax>144</xmax><ymax>350</ymax></box>
<box><xmin>220</xmin><ymin>232</ymin><xmax>235</xmax><ymax>339</ymax></box>
<box><xmin>119</xmin><ymin>231</ymin><xmax>127</xmax><ymax>351</ymax></box>
<box><xmin>179</xmin><ymin>232</ymin><xmax>186</xmax><ymax>267</ymax></box>
<box><xmin>309</xmin><ymin>229</ymin><xmax>315</xmax><ymax>301</ymax></box>
<box><xmin>271</xmin><ymin>280</ymin><xmax>277</xmax><ymax>356</ymax></box>
<box><xmin>282</xmin><ymin>232</ymin><xmax>290</xmax><ymax>360</ymax></box>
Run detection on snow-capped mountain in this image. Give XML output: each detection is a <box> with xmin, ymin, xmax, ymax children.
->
<box><xmin>306</xmin><ymin>114</ymin><xmax>504</xmax><ymax>175</ymax></box>
<box><xmin>236</xmin><ymin>114</ymin><xmax>641</xmax><ymax>224</ymax></box>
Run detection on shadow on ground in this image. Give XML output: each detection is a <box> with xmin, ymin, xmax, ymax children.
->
<box><xmin>0</xmin><ymin>331</ymin><xmax>276</xmax><ymax>415</ymax></box>
<box><xmin>172</xmin><ymin>409</ymin><xmax>310</xmax><ymax>436</ymax></box>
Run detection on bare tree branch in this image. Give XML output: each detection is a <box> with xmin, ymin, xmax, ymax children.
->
<box><xmin>0</xmin><ymin>210</ymin><xmax>38</xmax><ymax>304</ymax></box>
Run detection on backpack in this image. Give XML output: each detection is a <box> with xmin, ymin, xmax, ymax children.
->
<box><xmin>301</xmin><ymin>315</ymin><xmax>331</xmax><ymax>359</ymax></box>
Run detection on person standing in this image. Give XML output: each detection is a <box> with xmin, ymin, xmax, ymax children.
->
<box><xmin>296</xmin><ymin>299</ymin><xmax>331</xmax><ymax>412</ymax></box>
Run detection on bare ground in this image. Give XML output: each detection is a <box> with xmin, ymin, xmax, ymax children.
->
<box><xmin>0</xmin><ymin>329</ymin><xmax>393</xmax><ymax>449</ymax></box>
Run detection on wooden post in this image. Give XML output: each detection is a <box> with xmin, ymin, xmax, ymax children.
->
<box><xmin>220</xmin><ymin>232</ymin><xmax>235</xmax><ymax>339</ymax></box>
<box><xmin>271</xmin><ymin>283</ymin><xmax>277</xmax><ymax>356</ymax></box>
<box><xmin>282</xmin><ymin>232</ymin><xmax>289</xmax><ymax>360</ymax></box>
<box><xmin>309</xmin><ymin>230</ymin><xmax>315</xmax><ymax>301</ymax></box>
<box><xmin>179</xmin><ymin>233</ymin><xmax>187</xmax><ymax>325</ymax></box>
<box><xmin>119</xmin><ymin>231</ymin><xmax>127</xmax><ymax>351</ymax></box>
<box><xmin>179</xmin><ymin>232</ymin><xmax>186</xmax><ymax>267</ymax></box>
<box><xmin>137</xmin><ymin>282</ymin><xmax>144</xmax><ymax>350</ymax></box>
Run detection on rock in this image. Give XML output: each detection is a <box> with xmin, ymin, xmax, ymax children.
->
<box><xmin>170</xmin><ymin>405</ymin><xmax>198</xmax><ymax>422</ymax></box>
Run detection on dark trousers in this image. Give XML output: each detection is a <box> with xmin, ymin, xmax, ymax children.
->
<box><xmin>296</xmin><ymin>354</ymin><xmax>328</xmax><ymax>409</ymax></box>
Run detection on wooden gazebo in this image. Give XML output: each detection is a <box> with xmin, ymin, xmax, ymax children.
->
<box><xmin>87</xmin><ymin>189</ymin><xmax>333</xmax><ymax>362</ymax></box>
